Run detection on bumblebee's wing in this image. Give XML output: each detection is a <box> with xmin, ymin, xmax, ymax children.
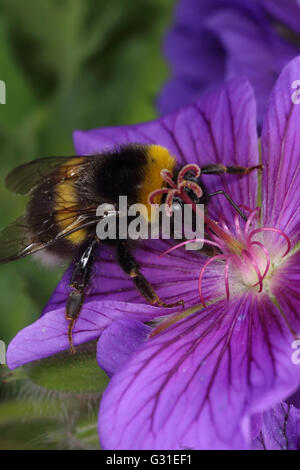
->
<box><xmin>0</xmin><ymin>216</ymin><xmax>42</xmax><ymax>262</ymax></box>
<box><xmin>5</xmin><ymin>156</ymin><xmax>91</xmax><ymax>195</ymax></box>
<box><xmin>0</xmin><ymin>213</ymin><xmax>99</xmax><ymax>264</ymax></box>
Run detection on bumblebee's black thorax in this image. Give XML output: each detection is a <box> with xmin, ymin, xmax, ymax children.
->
<box><xmin>76</xmin><ymin>145</ymin><xmax>148</xmax><ymax>207</ymax></box>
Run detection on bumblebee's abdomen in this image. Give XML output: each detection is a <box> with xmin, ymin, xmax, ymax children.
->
<box><xmin>54</xmin><ymin>157</ymin><xmax>88</xmax><ymax>246</ymax></box>
<box><xmin>26</xmin><ymin>158</ymin><xmax>90</xmax><ymax>260</ymax></box>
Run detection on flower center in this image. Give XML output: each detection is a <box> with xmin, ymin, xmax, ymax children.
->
<box><xmin>149</xmin><ymin>165</ymin><xmax>292</xmax><ymax>306</ymax></box>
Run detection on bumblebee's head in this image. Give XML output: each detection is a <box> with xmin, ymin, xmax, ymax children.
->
<box><xmin>174</xmin><ymin>166</ymin><xmax>207</xmax><ymax>205</ymax></box>
<box><xmin>148</xmin><ymin>162</ymin><xmax>207</xmax><ymax>218</ymax></box>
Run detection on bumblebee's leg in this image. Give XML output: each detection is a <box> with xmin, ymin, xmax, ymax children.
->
<box><xmin>200</xmin><ymin>164</ymin><xmax>261</xmax><ymax>221</ymax></box>
<box><xmin>66</xmin><ymin>238</ymin><xmax>99</xmax><ymax>354</ymax></box>
<box><xmin>201</xmin><ymin>163</ymin><xmax>262</xmax><ymax>175</ymax></box>
<box><xmin>207</xmin><ymin>190</ymin><xmax>248</xmax><ymax>221</ymax></box>
<box><xmin>117</xmin><ymin>240</ymin><xmax>184</xmax><ymax>309</ymax></box>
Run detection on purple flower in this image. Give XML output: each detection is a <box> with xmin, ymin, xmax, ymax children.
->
<box><xmin>252</xmin><ymin>403</ymin><xmax>300</xmax><ymax>450</ymax></box>
<box><xmin>7</xmin><ymin>56</ymin><xmax>300</xmax><ymax>449</ymax></box>
<box><xmin>158</xmin><ymin>0</ymin><xmax>300</xmax><ymax>125</ymax></box>
<box><xmin>262</xmin><ymin>0</ymin><xmax>300</xmax><ymax>36</ymax></box>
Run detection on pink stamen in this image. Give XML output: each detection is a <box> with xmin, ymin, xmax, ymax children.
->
<box><xmin>165</xmin><ymin>190</ymin><xmax>177</xmax><ymax>216</ymax></box>
<box><xmin>240</xmin><ymin>205</ymin><xmax>261</xmax><ymax>217</ymax></box>
<box><xmin>160</xmin><ymin>169</ymin><xmax>176</xmax><ymax>188</ymax></box>
<box><xmin>234</xmin><ymin>214</ymin><xmax>243</xmax><ymax>239</ymax></box>
<box><xmin>179</xmin><ymin>189</ymin><xmax>244</xmax><ymax>250</ymax></box>
<box><xmin>249</xmin><ymin>227</ymin><xmax>291</xmax><ymax>257</ymax></box>
<box><xmin>149</xmin><ymin>167</ymin><xmax>293</xmax><ymax>307</ymax></box>
<box><xmin>239</xmin><ymin>204</ymin><xmax>254</xmax><ymax>214</ymax></box>
<box><xmin>149</xmin><ymin>165</ymin><xmax>245</xmax><ymax>250</ymax></box>
<box><xmin>148</xmin><ymin>188</ymin><xmax>171</xmax><ymax>205</ymax></box>
<box><xmin>219</xmin><ymin>218</ymin><xmax>231</xmax><ymax>233</ymax></box>
<box><xmin>177</xmin><ymin>164</ymin><xmax>201</xmax><ymax>185</ymax></box>
<box><xmin>224</xmin><ymin>256</ymin><xmax>233</xmax><ymax>300</ymax></box>
<box><xmin>198</xmin><ymin>254</ymin><xmax>226</xmax><ymax>306</ymax></box>
<box><xmin>250</xmin><ymin>241</ymin><xmax>270</xmax><ymax>284</ymax></box>
<box><xmin>245</xmin><ymin>207</ymin><xmax>261</xmax><ymax>235</ymax></box>
<box><xmin>180</xmin><ymin>180</ymin><xmax>203</xmax><ymax>198</ymax></box>
<box><xmin>242</xmin><ymin>250</ymin><xmax>263</xmax><ymax>292</ymax></box>
<box><xmin>161</xmin><ymin>238</ymin><xmax>223</xmax><ymax>257</ymax></box>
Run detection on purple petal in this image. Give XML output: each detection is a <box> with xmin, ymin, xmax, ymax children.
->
<box><xmin>13</xmin><ymin>237</ymin><xmax>228</xmax><ymax>366</ymax></box>
<box><xmin>97</xmin><ymin>318</ymin><xmax>152</xmax><ymax>377</ymax></box>
<box><xmin>164</xmin><ymin>17</ymin><xmax>225</xmax><ymax>82</ymax></box>
<box><xmin>74</xmin><ymin>78</ymin><xmax>258</xmax><ymax>225</ymax></box>
<box><xmin>44</xmin><ymin>239</ymin><xmax>226</xmax><ymax>315</ymax></box>
<box><xmin>262</xmin><ymin>55</ymin><xmax>300</xmax><ymax>245</ymax></box>
<box><xmin>99</xmin><ymin>293</ymin><xmax>300</xmax><ymax>450</ymax></box>
<box><xmin>269</xmin><ymin>250</ymin><xmax>300</xmax><ymax>413</ymax></box>
<box><xmin>157</xmin><ymin>0</ymin><xmax>225</xmax><ymax>115</ymax></box>
<box><xmin>7</xmin><ymin>301</ymin><xmax>163</xmax><ymax>370</ymax></box>
<box><xmin>288</xmin><ymin>388</ymin><xmax>300</xmax><ymax>409</ymax></box>
<box><xmin>205</xmin><ymin>9</ymin><xmax>295</xmax><ymax>124</ymax></box>
<box><xmin>193</xmin><ymin>78</ymin><xmax>259</xmax><ymax>223</ymax></box>
<box><xmin>158</xmin><ymin>77</ymin><xmax>219</xmax><ymax>119</ymax></box>
<box><xmin>252</xmin><ymin>403</ymin><xmax>300</xmax><ymax>450</ymax></box>
<box><xmin>270</xmin><ymin>249</ymin><xmax>300</xmax><ymax>341</ymax></box>
<box><xmin>262</xmin><ymin>0</ymin><xmax>300</xmax><ymax>35</ymax></box>
<box><xmin>250</xmin><ymin>413</ymin><xmax>263</xmax><ymax>441</ymax></box>
<box><xmin>158</xmin><ymin>0</ymin><xmax>299</xmax><ymax>124</ymax></box>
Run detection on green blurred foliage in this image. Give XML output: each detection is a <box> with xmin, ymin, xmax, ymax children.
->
<box><xmin>0</xmin><ymin>360</ymin><xmax>102</xmax><ymax>449</ymax></box>
<box><xmin>27</xmin><ymin>342</ymin><xmax>109</xmax><ymax>393</ymax></box>
<box><xmin>0</xmin><ymin>0</ymin><xmax>175</xmax><ymax>448</ymax></box>
<box><xmin>0</xmin><ymin>0</ymin><xmax>174</xmax><ymax>343</ymax></box>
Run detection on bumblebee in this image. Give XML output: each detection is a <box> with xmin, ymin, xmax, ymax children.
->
<box><xmin>0</xmin><ymin>144</ymin><xmax>260</xmax><ymax>352</ymax></box>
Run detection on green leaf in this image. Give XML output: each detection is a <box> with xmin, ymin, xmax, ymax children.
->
<box><xmin>26</xmin><ymin>342</ymin><xmax>109</xmax><ymax>394</ymax></box>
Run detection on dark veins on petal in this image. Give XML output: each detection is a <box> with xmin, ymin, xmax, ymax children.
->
<box><xmin>99</xmin><ymin>292</ymin><xmax>300</xmax><ymax>449</ymax></box>
<box><xmin>253</xmin><ymin>403</ymin><xmax>300</xmax><ymax>450</ymax></box>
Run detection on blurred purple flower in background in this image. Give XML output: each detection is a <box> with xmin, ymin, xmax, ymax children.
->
<box><xmin>158</xmin><ymin>0</ymin><xmax>300</xmax><ymax>125</ymax></box>
<box><xmin>7</xmin><ymin>54</ymin><xmax>300</xmax><ymax>449</ymax></box>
